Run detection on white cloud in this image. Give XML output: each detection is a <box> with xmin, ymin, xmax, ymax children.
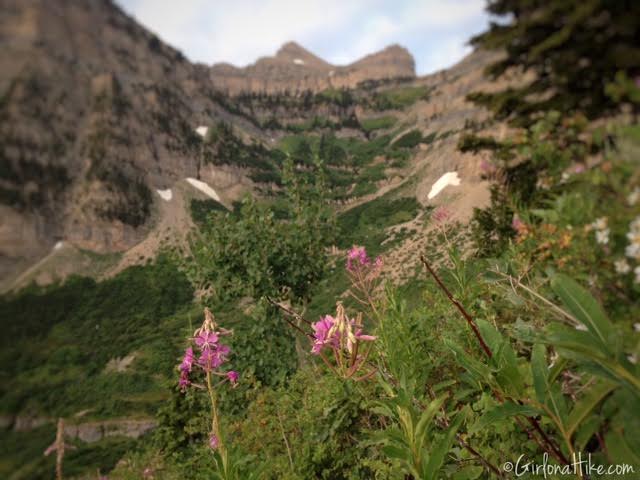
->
<box><xmin>117</xmin><ymin>0</ymin><xmax>489</xmax><ymax>74</ymax></box>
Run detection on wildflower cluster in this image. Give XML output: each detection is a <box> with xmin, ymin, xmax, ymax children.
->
<box><xmin>587</xmin><ymin>217</ymin><xmax>610</xmax><ymax>245</ymax></box>
<box><xmin>179</xmin><ymin>308</ymin><xmax>237</xmax><ymax>391</ymax></box>
<box><xmin>178</xmin><ymin>308</ymin><xmax>238</xmax><ymax>455</ymax></box>
<box><xmin>620</xmin><ymin>216</ymin><xmax>640</xmax><ymax>283</ymax></box>
<box><xmin>310</xmin><ymin>302</ymin><xmax>376</xmax><ymax>380</ymax></box>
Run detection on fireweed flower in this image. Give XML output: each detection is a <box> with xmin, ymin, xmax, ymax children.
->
<box><xmin>226</xmin><ymin>371</ymin><xmax>239</xmax><ymax>385</ymax></box>
<box><xmin>346</xmin><ymin>246</ymin><xmax>370</xmax><ymax>271</ymax></box>
<box><xmin>311</xmin><ymin>315</ymin><xmax>337</xmax><ymax>354</ymax></box>
<box><xmin>345</xmin><ymin>246</ymin><xmax>384</xmax><ymax>312</ymax></box>
<box><xmin>311</xmin><ymin>302</ymin><xmax>376</xmax><ymax>381</ymax></box>
<box><xmin>195</xmin><ymin>331</ymin><xmax>219</xmax><ymax>350</ymax></box>
<box><xmin>177</xmin><ymin>308</ymin><xmax>237</xmax><ymax>458</ymax></box>
<box><xmin>432</xmin><ymin>206</ymin><xmax>451</xmax><ymax>224</ymax></box>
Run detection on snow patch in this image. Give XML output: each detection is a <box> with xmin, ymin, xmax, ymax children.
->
<box><xmin>427</xmin><ymin>172</ymin><xmax>461</xmax><ymax>200</ymax></box>
<box><xmin>53</xmin><ymin>241</ymin><xmax>64</xmax><ymax>251</ymax></box>
<box><xmin>156</xmin><ymin>188</ymin><xmax>172</xmax><ymax>201</ymax></box>
<box><xmin>195</xmin><ymin>126</ymin><xmax>208</xmax><ymax>138</ymax></box>
<box><xmin>293</xmin><ymin>58</ymin><xmax>305</xmax><ymax>65</ymax></box>
<box><xmin>186</xmin><ymin>178</ymin><xmax>220</xmax><ymax>201</ymax></box>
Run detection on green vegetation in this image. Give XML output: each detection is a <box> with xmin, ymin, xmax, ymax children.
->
<box><xmin>4</xmin><ymin>2</ymin><xmax>640</xmax><ymax>478</ymax></box>
<box><xmin>337</xmin><ymin>194</ymin><xmax>421</xmax><ymax>254</ymax></box>
<box><xmin>391</xmin><ymin>129</ymin><xmax>423</xmax><ymax>149</ymax></box>
<box><xmin>0</xmin><ymin>256</ymin><xmax>193</xmax><ymax>418</ymax></box>
<box><xmin>359</xmin><ymin>116</ymin><xmax>397</xmax><ymax>133</ymax></box>
<box><xmin>190</xmin><ymin>198</ymin><xmax>229</xmax><ymax>227</ymax></box>
<box><xmin>369</xmin><ymin>85</ymin><xmax>431</xmax><ymax>111</ymax></box>
<box><xmin>469</xmin><ymin>0</ymin><xmax>640</xmax><ymax>124</ymax></box>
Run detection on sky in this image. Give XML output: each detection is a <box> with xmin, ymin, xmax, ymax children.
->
<box><xmin>116</xmin><ymin>0</ymin><xmax>491</xmax><ymax>76</ymax></box>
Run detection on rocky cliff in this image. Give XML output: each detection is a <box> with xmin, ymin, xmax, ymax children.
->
<box><xmin>0</xmin><ymin>0</ymin><xmax>257</xmax><ymax>282</ymax></box>
<box><xmin>209</xmin><ymin>42</ymin><xmax>416</xmax><ymax>95</ymax></box>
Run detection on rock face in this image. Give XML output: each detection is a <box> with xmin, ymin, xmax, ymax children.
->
<box><xmin>0</xmin><ymin>0</ymin><xmax>256</xmax><ymax>280</ymax></box>
<box><xmin>210</xmin><ymin>42</ymin><xmax>416</xmax><ymax>95</ymax></box>
<box><xmin>65</xmin><ymin>418</ymin><xmax>157</xmax><ymax>443</ymax></box>
<box><xmin>2</xmin><ymin>415</ymin><xmax>156</xmax><ymax>443</ymax></box>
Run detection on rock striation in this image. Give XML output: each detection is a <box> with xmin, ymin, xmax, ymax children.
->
<box><xmin>210</xmin><ymin>42</ymin><xmax>416</xmax><ymax>95</ymax></box>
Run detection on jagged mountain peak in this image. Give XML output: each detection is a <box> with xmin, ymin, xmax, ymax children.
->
<box><xmin>210</xmin><ymin>41</ymin><xmax>416</xmax><ymax>95</ymax></box>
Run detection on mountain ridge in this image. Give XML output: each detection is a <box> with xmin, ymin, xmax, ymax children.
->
<box><xmin>209</xmin><ymin>41</ymin><xmax>416</xmax><ymax>95</ymax></box>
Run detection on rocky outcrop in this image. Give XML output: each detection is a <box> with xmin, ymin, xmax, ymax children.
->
<box><xmin>2</xmin><ymin>414</ymin><xmax>156</xmax><ymax>443</ymax></box>
<box><xmin>210</xmin><ymin>42</ymin><xmax>416</xmax><ymax>95</ymax></box>
<box><xmin>65</xmin><ymin>419</ymin><xmax>157</xmax><ymax>443</ymax></box>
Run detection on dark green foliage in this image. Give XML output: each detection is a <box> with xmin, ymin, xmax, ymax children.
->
<box><xmin>0</xmin><ymin>425</ymin><xmax>138</xmax><ymax>480</ymax></box>
<box><xmin>0</xmin><ymin>256</ymin><xmax>193</xmax><ymax>416</ymax></box>
<box><xmin>470</xmin><ymin>185</ymin><xmax>516</xmax><ymax>257</ymax></box>
<box><xmin>230</xmin><ymin>368</ymin><xmax>376</xmax><ymax>480</ymax></box>
<box><xmin>471</xmin><ymin>0</ymin><xmax>640</xmax><ymax>123</ymax></box>
<box><xmin>0</xmin><ymin>157</ymin><xmax>70</xmax><ymax>209</ymax></box>
<box><xmin>190</xmin><ymin>198</ymin><xmax>229</xmax><ymax>227</ymax></box>
<box><xmin>337</xmin><ymin>195</ymin><xmax>421</xmax><ymax>254</ymax></box>
<box><xmin>187</xmin><ymin>159</ymin><xmax>334</xmax><ymax>303</ymax></box>
<box><xmin>391</xmin><ymin>129</ymin><xmax>422</xmax><ymax>149</ymax></box>
<box><xmin>369</xmin><ymin>85</ymin><xmax>431</xmax><ymax>111</ymax></box>
<box><xmin>457</xmin><ymin>133</ymin><xmax>514</xmax><ymax>161</ymax></box>
<box><xmin>204</xmin><ymin>122</ymin><xmax>276</xmax><ymax>170</ymax></box>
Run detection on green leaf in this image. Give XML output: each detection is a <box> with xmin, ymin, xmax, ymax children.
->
<box><xmin>566</xmin><ymin>380</ymin><xmax>616</xmax><ymax>439</ymax></box>
<box><xmin>604</xmin><ymin>429</ymin><xmax>640</xmax><ymax>466</ymax></box>
<box><xmin>453</xmin><ymin>465</ymin><xmax>484</xmax><ymax>480</ymax></box>
<box><xmin>445</xmin><ymin>340</ymin><xmax>493</xmax><ymax>384</ymax></box>
<box><xmin>383</xmin><ymin>444</ymin><xmax>412</xmax><ymax>463</ymax></box>
<box><xmin>574</xmin><ymin>415</ymin><xmax>602</xmax><ymax>452</ymax></box>
<box><xmin>477</xmin><ymin>319</ymin><xmax>524</xmax><ymax>395</ymax></box>
<box><xmin>423</xmin><ymin>414</ymin><xmax>462</xmax><ymax>479</ymax></box>
<box><xmin>550</xmin><ymin>273</ymin><xmax>613</xmax><ymax>352</ymax></box>
<box><xmin>472</xmin><ymin>402</ymin><xmax>542</xmax><ymax>433</ymax></box>
<box><xmin>415</xmin><ymin>396</ymin><xmax>446</xmax><ymax>452</ymax></box>
<box><xmin>531</xmin><ymin>344</ymin><xmax>549</xmax><ymax>404</ymax></box>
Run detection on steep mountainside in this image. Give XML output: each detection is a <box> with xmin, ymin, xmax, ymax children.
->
<box><xmin>0</xmin><ymin>0</ymin><xmax>257</xmax><ymax>283</ymax></box>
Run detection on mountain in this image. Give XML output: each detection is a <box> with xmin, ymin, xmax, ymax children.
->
<box><xmin>0</xmin><ymin>0</ymin><xmax>501</xmax><ymax>292</ymax></box>
<box><xmin>209</xmin><ymin>41</ymin><xmax>416</xmax><ymax>95</ymax></box>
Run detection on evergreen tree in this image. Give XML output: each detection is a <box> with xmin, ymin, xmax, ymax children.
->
<box><xmin>471</xmin><ymin>0</ymin><xmax>640</xmax><ymax>125</ymax></box>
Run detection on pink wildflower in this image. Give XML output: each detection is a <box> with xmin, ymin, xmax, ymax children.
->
<box><xmin>311</xmin><ymin>315</ymin><xmax>336</xmax><ymax>354</ymax></box>
<box><xmin>179</xmin><ymin>370</ymin><xmax>190</xmax><ymax>390</ymax></box>
<box><xmin>209</xmin><ymin>434</ymin><xmax>219</xmax><ymax>450</ymax></box>
<box><xmin>432</xmin><ymin>206</ymin><xmax>451</xmax><ymax>223</ymax></box>
<box><xmin>479</xmin><ymin>159</ymin><xmax>496</xmax><ymax>175</ymax></box>
<box><xmin>346</xmin><ymin>246</ymin><xmax>370</xmax><ymax>271</ymax></box>
<box><xmin>227</xmin><ymin>370</ymin><xmax>239</xmax><ymax>385</ymax></box>
<box><xmin>354</xmin><ymin>329</ymin><xmax>376</xmax><ymax>342</ymax></box>
<box><xmin>180</xmin><ymin>347</ymin><xmax>194</xmax><ymax>373</ymax></box>
<box><xmin>195</xmin><ymin>331</ymin><xmax>219</xmax><ymax>350</ymax></box>
<box><xmin>198</xmin><ymin>345</ymin><xmax>230</xmax><ymax>371</ymax></box>
<box><xmin>512</xmin><ymin>215</ymin><xmax>527</xmax><ymax>235</ymax></box>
